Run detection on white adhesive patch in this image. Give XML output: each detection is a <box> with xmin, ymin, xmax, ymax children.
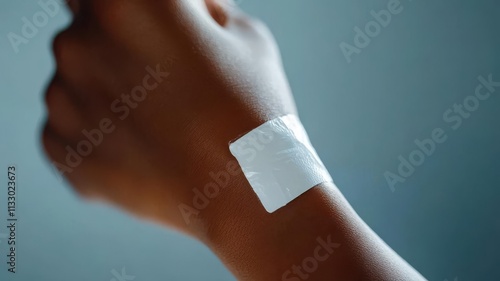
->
<box><xmin>229</xmin><ymin>115</ymin><xmax>333</xmax><ymax>213</ymax></box>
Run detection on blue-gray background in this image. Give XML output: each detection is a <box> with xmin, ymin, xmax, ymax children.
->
<box><xmin>1</xmin><ymin>0</ymin><xmax>499</xmax><ymax>280</ymax></box>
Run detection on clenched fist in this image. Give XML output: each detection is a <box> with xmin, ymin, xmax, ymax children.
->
<box><xmin>42</xmin><ymin>0</ymin><xmax>297</xmax><ymax>234</ymax></box>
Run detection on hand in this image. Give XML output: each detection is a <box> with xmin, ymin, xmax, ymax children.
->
<box><xmin>42</xmin><ymin>0</ymin><xmax>297</xmax><ymax>234</ymax></box>
<box><xmin>42</xmin><ymin>3</ymin><xmax>428</xmax><ymax>280</ymax></box>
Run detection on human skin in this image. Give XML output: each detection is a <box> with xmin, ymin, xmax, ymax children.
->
<box><xmin>42</xmin><ymin>0</ymin><xmax>427</xmax><ymax>280</ymax></box>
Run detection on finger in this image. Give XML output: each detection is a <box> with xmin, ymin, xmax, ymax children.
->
<box><xmin>42</xmin><ymin>122</ymin><xmax>71</xmax><ymax>164</ymax></box>
<box><xmin>52</xmin><ymin>25</ymin><xmax>134</xmax><ymax>104</ymax></box>
<box><xmin>204</xmin><ymin>0</ymin><xmax>231</xmax><ymax>26</ymax></box>
<box><xmin>44</xmin><ymin>76</ymin><xmax>89</xmax><ymax>141</ymax></box>
<box><xmin>41</xmin><ymin>125</ymin><xmax>100</xmax><ymax>199</ymax></box>
<box><xmin>65</xmin><ymin>0</ymin><xmax>81</xmax><ymax>15</ymax></box>
<box><xmin>78</xmin><ymin>0</ymin><xmax>198</xmax><ymax>60</ymax></box>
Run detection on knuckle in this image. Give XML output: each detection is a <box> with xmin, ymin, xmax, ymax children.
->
<box><xmin>90</xmin><ymin>0</ymin><xmax>177</xmax><ymax>32</ymax></box>
<box><xmin>246</xmin><ymin>17</ymin><xmax>270</xmax><ymax>34</ymax></box>
<box><xmin>235</xmin><ymin>13</ymin><xmax>272</xmax><ymax>37</ymax></box>
<box><xmin>41</xmin><ymin>124</ymin><xmax>58</xmax><ymax>160</ymax></box>
<box><xmin>89</xmin><ymin>0</ymin><xmax>128</xmax><ymax>31</ymax></box>
<box><xmin>52</xmin><ymin>29</ymin><xmax>79</xmax><ymax>67</ymax></box>
<box><xmin>241</xmin><ymin>16</ymin><xmax>277</xmax><ymax>49</ymax></box>
<box><xmin>43</xmin><ymin>81</ymin><xmax>73</xmax><ymax>136</ymax></box>
<box><xmin>44</xmin><ymin>80</ymin><xmax>64</xmax><ymax>110</ymax></box>
<box><xmin>71</xmin><ymin>184</ymin><xmax>96</xmax><ymax>200</ymax></box>
<box><xmin>43</xmin><ymin>80</ymin><xmax>85</xmax><ymax>140</ymax></box>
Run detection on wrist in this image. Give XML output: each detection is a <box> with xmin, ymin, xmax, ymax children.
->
<box><xmin>184</xmin><ymin>112</ymin><xmax>326</xmax><ymax>240</ymax></box>
<box><xmin>174</xmin><ymin>109</ymin><xmax>271</xmax><ymax>237</ymax></box>
<box><xmin>201</xmin><ymin>181</ymin><xmax>345</xmax><ymax>280</ymax></box>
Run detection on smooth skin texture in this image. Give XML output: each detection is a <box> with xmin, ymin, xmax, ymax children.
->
<box><xmin>42</xmin><ymin>0</ymin><xmax>427</xmax><ymax>280</ymax></box>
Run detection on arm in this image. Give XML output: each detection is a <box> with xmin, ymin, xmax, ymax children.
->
<box><xmin>202</xmin><ymin>181</ymin><xmax>425</xmax><ymax>280</ymax></box>
<box><xmin>42</xmin><ymin>0</ymin><xmax>426</xmax><ymax>280</ymax></box>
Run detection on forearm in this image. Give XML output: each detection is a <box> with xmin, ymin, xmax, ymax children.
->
<box><xmin>197</xmin><ymin>178</ymin><xmax>426</xmax><ymax>280</ymax></box>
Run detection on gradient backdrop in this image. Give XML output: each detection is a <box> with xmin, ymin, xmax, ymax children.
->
<box><xmin>0</xmin><ymin>0</ymin><xmax>499</xmax><ymax>280</ymax></box>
